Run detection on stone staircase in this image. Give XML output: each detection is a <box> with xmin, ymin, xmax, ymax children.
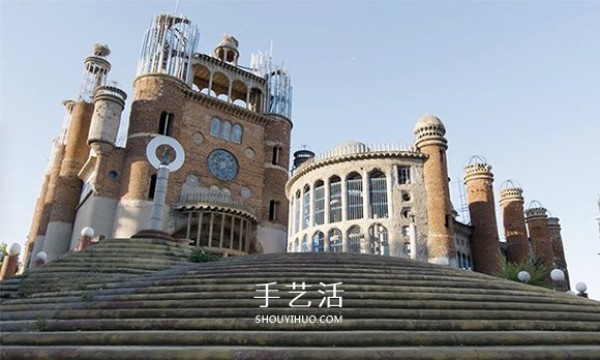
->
<box><xmin>1</xmin><ymin>237</ymin><xmax>192</xmax><ymax>300</ymax></box>
<box><xmin>2</xmin><ymin>251</ymin><xmax>600</xmax><ymax>359</ymax></box>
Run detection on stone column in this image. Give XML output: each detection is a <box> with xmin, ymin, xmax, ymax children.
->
<box><xmin>525</xmin><ymin>203</ymin><xmax>553</xmax><ymax>267</ymax></box>
<box><xmin>499</xmin><ymin>184</ymin><xmax>530</xmax><ymax>264</ymax></box>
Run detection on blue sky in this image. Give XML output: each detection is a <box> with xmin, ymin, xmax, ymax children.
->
<box><xmin>1</xmin><ymin>1</ymin><xmax>599</xmax><ymax>298</ymax></box>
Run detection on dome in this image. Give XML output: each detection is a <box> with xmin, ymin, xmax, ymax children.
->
<box><xmin>216</xmin><ymin>34</ymin><xmax>239</xmax><ymax>50</ymax></box>
<box><xmin>2</xmin><ymin>248</ymin><xmax>599</xmax><ymax>358</ymax></box>
<box><xmin>414</xmin><ymin>115</ymin><xmax>444</xmax><ymax>132</ymax></box>
<box><xmin>330</xmin><ymin>141</ymin><xmax>370</xmax><ymax>156</ymax></box>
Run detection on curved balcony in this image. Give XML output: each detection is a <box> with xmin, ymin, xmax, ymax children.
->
<box><xmin>174</xmin><ymin>191</ymin><xmax>257</xmax><ymax>222</ymax></box>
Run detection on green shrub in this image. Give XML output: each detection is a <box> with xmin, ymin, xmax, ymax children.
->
<box><xmin>497</xmin><ymin>258</ymin><xmax>552</xmax><ymax>289</ymax></box>
<box><xmin>189</xmin><ymin>248</ymin><xmax>219</xmax><ymax>263</ymax></box>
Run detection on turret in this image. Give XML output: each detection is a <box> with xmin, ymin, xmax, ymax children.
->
<box><xmin>499</xmin><ymin>180</ymin><xmax>530</xmax><ymax>264</ymax></box>
<box><xmin>547</xmin><ymin>216</ymin><xmax>570</xmax><ymax>289</ymax></box>
<box><xmin>463</xmin><ymin>156</ymin><xmax>502</xmax><ymax>275</ymax></box>
<box><xmin>524</xmin><ymin>200</ymin><xmax>553</xmax><ymax>267</ymax></box>
<box><xmin>214</xmin><ymin>34</ymin><xmax>239</xmax><ymax>66</ymax></box>
<box><xmin>413</xmin><ymin>115</ymin><xmax>456</xmax><ymax>266</ymax></box>
<box><xmin>293</xmin><ymin>148</ymin><xmax>315</xmax><ymax>170</ymax></box>
<box><xmin>42</xmin><ymin>44</ymin><xmax>112</xmax><ymax>262</ymax></box>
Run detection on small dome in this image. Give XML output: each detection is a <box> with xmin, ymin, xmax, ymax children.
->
<box><xmin>414</xmin><ymin>115</ymin><xmax>444</xmax><ymax>132</ymax></box>
<box><xmin>330</xmin><ymin>141</ymin><xmax>370</xmax><ymax>156</ymax></box>
<box><xmin>500</xmin><ymin>179</ymin><xmax>522</xmax><ymax>191</ymax></box>
<box><xmin>216</xmin><ymin>34</ymin><xmax>239</xmax><ymax>50</ymax></box>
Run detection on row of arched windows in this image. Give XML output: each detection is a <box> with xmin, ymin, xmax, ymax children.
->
<box><xmin>291</xmin><ymin>170</ymin><xmax>389</xmax><ymax>234</ymax></box>
<box><xmin>210</xmin><ymin>117</ymin><xmax>242</xmax><ymax>143</ymax></box>
<box><xmin>289</xmin><ymin>224</ymin><xmax>390</xmax><ymax>255</ymax></box>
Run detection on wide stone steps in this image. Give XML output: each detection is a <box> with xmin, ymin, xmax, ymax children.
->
<box><xmin>1</xmin><ymin>251</ymin><xmax>599</xmax><ymax>358</ymax></box>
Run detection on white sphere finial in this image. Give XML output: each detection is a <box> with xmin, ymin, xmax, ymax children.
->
<box><xmin>36</xmin><ymin>251</ymin><xmax>48</xmax><ymax>261</ymax></box>
<box><xmin>81</xmin><ymin>227</ymin><xmax>95</xmax><ymax>237</ymax></box>
<box><xmin>8</xmin><ymin>243</ymin><xmax>21</xmax><ymax>256</ymax></box>
<box><xmin>517</xmin><ymin>271</ymin><xmax>531</xmax><ymax>283</ymax></box>
<box><xmin>550</xmin><ymin>269</ymin><xmax>565</xmax><ymax>282</ymax></box>
<box><xmin>575</xmin><ymin>282</ymin><xmax>588</xmax><ymax>293</ymax></box>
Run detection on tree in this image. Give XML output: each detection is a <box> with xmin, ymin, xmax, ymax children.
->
<box><xmin>0</xmin><ymin>242</ymin><xmax>7</xmax><ymax>268</ymax></box>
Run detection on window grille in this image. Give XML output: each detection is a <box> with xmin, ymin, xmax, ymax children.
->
<box><xmin>369</xmin><ymin>172</ymin><xmax>388</xmax><ymax>218</ymax></box>
<box><xmin>314</xmin><ymin>183</ymin><xmax>325</xmax><ymax>225</ymax></box>
<box><xmin>329</xmin><ymin>178</ymin><xmax>342</xmax><ymax>223</ymax></box>
<box><xmin>313</xmin><ymin>232</ymin><xmax>324</xmax><ymax>252</ymax></box>
<box><xmin>398</xmin><ymin>166</ymin><xmax>411</xmax><ymax>184</ymax></box>
<box><xmin>347</xmin><ymin>174</ymin><xmax>363</xmax><ymax>220</ymax></box>
<box><xmin>293</xmin><ymin>191</ymin><xmax>301</xmax><ymax>234</ymax></box>
<box><xmin>301</xmin><ymin>235</ymin><xmax>309</xmax><ymax>252</ymax></box>
<box><xmin>303</xmin><ymin>187</ymin><xmax>311</xmax><ymax>229</ymax></box>
<box><xmin>329</xmin><ymin>228</ymin><xmax>342</xmax><ymax>252</ymax></box>
<box><xmin>348</xmin><ymin>226</ymin><xmax>362</xmax><ymax>253</ymax></box>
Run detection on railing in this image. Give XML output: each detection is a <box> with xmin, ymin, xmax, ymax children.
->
<box><xmin>295</xmin><ymin>143</ymin><xmax>417</xmax><ymax>172</ymax></box>
<box><xmin>177</xmin><ymin>191</ymin><xmax>256</xmax><ymax>215</ymax></box>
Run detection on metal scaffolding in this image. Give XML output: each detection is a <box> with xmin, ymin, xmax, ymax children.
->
<box><xmin>137</xmin><ymin>14</ymin><xmax>199</xmax><ymax>84</ymax></box>
<box><xmin>251</xmin><ymin>50</ymin><xmax>292</xmax><ymax>119</ymax></box>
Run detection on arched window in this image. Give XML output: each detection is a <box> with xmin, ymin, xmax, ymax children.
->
<box><xmin>294</xmin><ymin>238</ymin><xmax>299</xmax><ymax>252</ymax></box>
<box><xmin>346</xmin><ymin>172</ymin><xmax>363</xmax><ymax>220</ymax></box>
<box><xmin>210</xmin><ymin>118</ymin><xmax>220</xmax><ymax>137</ymax></box>
<box><xmin>313</xmin><ymin>231</ymin><xmax>324</xmax><ymax>252</ymax></box>
<box><xmin>221</xmin><ymin>120</ymin><xmax>231</xmax><ymax>140</ymax></box>
<box><xmin>328</xmin><ymin>228</ymin><xmax>342</xmax><ymax>253</ymax></box>
<box><xmin>301</xmin><ymin>235</ymin><xmax>308</xmax><ymax>252</ymax></box>
<box><xmin>293</xmin><ymin>190</ymin><xmax>301</xmax><ymax>234</ymax></box>
<box><xmin>369</xmin><ymin>169</ymin><xmax>388</xmax><ymax>218</ymax></box>
<box><xmin>348</xmin><ymin>225</ymin><xmax>362</xmax><ymax>253</ymax></box>
<box><xmin>313</xmin><ymin>180</ymin><xmax>325</xmax><ymax>225</ymax></box>
<box><xmin>329</xmin><ymin>176</ymin><xmax>342</xmax><ymax>223</ymax></box>
<box><xmin>303</xmin><ymin>184</ymin><xmax>311</xmax><ymax>229</ymax></box>
<box><xmin>369</xmin><ymin>224</ymin><xmax>389</xmax><ymax>256</ymax></box>
<box><xmin>231</xmin><ymin>124</ymin><xmax>242</xmax><ymax>143</ymax></box>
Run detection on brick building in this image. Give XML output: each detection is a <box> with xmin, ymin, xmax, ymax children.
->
<box><xmin>22</xmin><ymin>12</ymin><xmax>570</xmax><ymax>283</ymax></box>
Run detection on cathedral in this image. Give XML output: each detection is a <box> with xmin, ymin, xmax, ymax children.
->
<box><xmin>20</xmin><ymin>12</ymin><xmax>569</xmax><ymax>285</ymax></box>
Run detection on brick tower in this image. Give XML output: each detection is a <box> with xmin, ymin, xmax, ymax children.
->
<box><xmin>113</xmin><ymin>14</ymin><xmax>292</xmax><ymax>254</ymax></box>
<box><xmin>38</xmin><ymin>44</ymin><xmax>113</xmax><ymax>263</ymax></box>
<box><xmin>413</xmin><ymin>115</ymin><xmax>457</xmax><ymax>266</ymax></box>
<box><xmin>547</xmin><ymin>216</ymin><xmax>570</xmax><ymax>289</ymax></box>
<box><xmin>463</xmin><ymin>156</ymin><xmax>502</xmax><ymax>275</ymax></box>
<box><xmin>524</xmin><ymin>201</ymin><xmax>553</xmax><ymax>267</ymax></box>
<box><xmin>499</xmin><ymin>181</ymin><xmax>530</xmax><ymax>264</ymax></box>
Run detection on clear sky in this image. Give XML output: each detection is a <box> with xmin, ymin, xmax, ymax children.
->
<box><xmin>1</xmin><ymin>1</ymin><xmax>599</xmax><ymax>298</ymax></box>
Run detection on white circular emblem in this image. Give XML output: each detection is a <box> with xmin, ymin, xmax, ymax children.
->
<box><xmin>146</xmin><ymin>135</ymin><xmax>185</xmax><ymax>172</ymax></box>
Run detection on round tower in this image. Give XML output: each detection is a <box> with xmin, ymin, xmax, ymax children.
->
<box><xmin>463</xmin><ymin>156</ymin><xmax>502</xmax><ymax>275</ymax></box>
<box><xmin>115</xmin><ymin>14</ymin><xmax>198</xmax><ymax>237</ymax></box>
<box><xmin>547</xmin><ymin>216</ymin><xmax>570</xmax><ymax>289</ymax></box>
<box><xmin>413</xmin><ymin>115</ymin><xmax>456</xmax><ymax>266</ymax></box>
<box><xmin>43</xmin><ymin>45</ymin><xmax>111</xmax><ymax>262</ymax></box>
<box><xmin>258</xmin><ymin>113</ymin><xmax>293</xmax><ymax>253</ymax></box>
<box><xmin>499</xmin><ymin>181</ymin><xmax>530</xmax><ymax>264</ymax></box>
<box><xmin>524</xmin><ymin>200</ymin><xmax>553</xmax><ymax>267</ymax></box>
<box><xmin>214</xmin><ymin>34</ymin><xmax>240</xmax><ymax>66</ymax></box>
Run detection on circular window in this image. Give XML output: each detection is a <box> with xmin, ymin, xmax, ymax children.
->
<box><xmin>207</xmin><ymin>149</ymin><xmax>239</xmax><ymax>181</ymax></box>
<box><xmin>108</xmin><ymin>171</ymin><xmax>118</xmax><ymax>180</ymax></box>
<box><xmin>402</xmin><ymin>192</ymin><xmax>411</xmax><ymax>202</ymax></box>
<box><xmin>240</xmin><ymin>186</ymin><xmax>252</xmax><ymax>198</ymax></box>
